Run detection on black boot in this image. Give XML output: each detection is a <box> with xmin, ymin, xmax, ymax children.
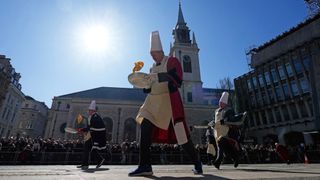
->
<box><xmin>182</xmin><ymin>140</ymin><xmax>203</xmax><ymax>174</ymax></box>
<box><xmin>192</xmin><ymin>161</ymin><xmax>203</xmax><ymax>174</ymax></box>
<box><xmin>213</xmin><ymin>160</ymin><xmax>220</xmax><ymax>170</ymax></box>
<box><xmin>128</xmin><ymin>165</ymin><xmax>153</xmax><ymax>176</ymax></box>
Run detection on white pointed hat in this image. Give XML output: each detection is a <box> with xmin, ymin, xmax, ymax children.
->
<box><xmin>150</xmin><ymin>31</ymin><xmax>163</xmax><ymax>52</ymax></box>
<box><xmin>219</xmin><ymin>92</ymin><xmax>229</xmax><ymax>104</ymax></box>
<box><xmin>88</xmin><ymin>100</ymin><xmax>96</xmax><ymax>110</ymax></box>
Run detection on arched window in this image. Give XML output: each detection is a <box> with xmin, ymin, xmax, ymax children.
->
<box><xmin>103</xmin><ymin>117</ymin><xmax>113</xmax><ymax>141</ymax></box>
<box><xmin>183</xmin><ymin>55</ymin><xmax>192</xmax><ymax>73</ymax></box>
<box><xmin>123</xmin><ymin>118</ymin><xmax>136</xmax><ymax>142</ymax></box>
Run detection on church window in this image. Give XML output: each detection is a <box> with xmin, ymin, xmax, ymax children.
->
<box><xmin>187</xmin><ymin>92</ymin><xmax>193</xmax><ymax>102</ymax></box>
<box><xmin>183</xmin><ymin>55</ymin><xmax>192</xmax><ymax>73</ymax></box>
<box><xmin>103</xmin><ymin>117</ymin><xmax>113</xmax><ymax>141</ymax></box>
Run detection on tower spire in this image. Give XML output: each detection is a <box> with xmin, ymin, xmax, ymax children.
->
<box><xmin>177</xmin><ymin>0</ymin><xmax>186</xmax><ymax>25</ymax></box>
<box><xmin>173</xmin><ymin>1</ymin><xmax>190</xmax><ymax>44</ymax></box>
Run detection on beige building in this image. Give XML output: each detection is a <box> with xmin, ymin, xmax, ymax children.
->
<box><xmin>0</xmin><ymin>55</ymin><xmax>13</xmax><ymax>109</ymax></box>
<box><xmin>13</xmin><ymin>96</ymin><xmax>49</xmax><ymax>138</ymax></box>
<box><xmin>45</xmin><ymin>3</ymin><xmax>227</xmax><ymax>144</ymax></box>
<box><xmin>235</xmin><ymin>13</ymin><xmax>320</xmax><ymax>146</ymax></box>
<box><xmin>0</xmin><ymin>55</ymin><xmax>24</xmax><ymax>138</ymax></box>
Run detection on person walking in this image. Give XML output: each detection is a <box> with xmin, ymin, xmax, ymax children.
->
<box><xmin>128</xmin><ymin>31</ymin><xmax>202</xmax><ymax>176</ymax></box>
<box><xmin>77</xmin><ymin>100</ymin><xmax>108</xmax><ymax>170</ymax></box>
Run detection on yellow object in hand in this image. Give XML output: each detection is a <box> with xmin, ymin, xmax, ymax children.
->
<box><xmin>132</xmin><ymin>61</ymin><xmax>144</xmax><ymax>72</ymax></box>
<box><xmin>76</xmin><ymin>114</ymin><xmax>83</xmax><ymax>124</ymax></box>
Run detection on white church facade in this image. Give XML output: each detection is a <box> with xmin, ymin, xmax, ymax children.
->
<box><xmin>44</xmin><ymin>3</ymin><xmax>227</xmax><ymax>144</ymax></box>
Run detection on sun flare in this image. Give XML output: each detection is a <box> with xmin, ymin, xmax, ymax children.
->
<box><xmin>73</xmin><ymin>17</ymin><xmax>124</xmax><ymax>68</ymax></box>
<box><xmin>80</xmin><ymin>24</ymin><xmax>110</xmax><ymax>55</ymax></box>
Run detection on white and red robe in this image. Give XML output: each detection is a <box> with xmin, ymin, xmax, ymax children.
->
<box><xmin>136</xmin><ymin>56</ymin><xmax>190</xmax><ymax>145</ymax></box>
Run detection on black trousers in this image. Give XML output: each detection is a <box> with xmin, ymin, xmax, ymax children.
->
<box><xmin>139</xmin><ymin>118</ymin><xmax>199</xmax><ymax>166</ymax></box>
<box><xmin>82</xmin><ymin>138</ymin><xmax>107</xmax><ymax>166</ymax></box>
<box><xmin>214</xmin><ymin>137</ymin><xmax>238</xmax><ymax>165</ymax></box>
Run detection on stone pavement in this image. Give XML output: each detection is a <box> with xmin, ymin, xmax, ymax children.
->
<box><xmin>0</xmin><ymin>164</ymin><xmax>319</xmax><ymax>180</ymax></box>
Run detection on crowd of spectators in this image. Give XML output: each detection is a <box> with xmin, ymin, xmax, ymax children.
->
<box><xmin>0</xmin><ymin>136</ymin><xmax>319</xmax><ymax>165</ymax></box>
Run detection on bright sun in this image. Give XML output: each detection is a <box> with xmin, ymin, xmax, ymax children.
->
<box><xmin>80</xmin><ymin>24</ymin><xmax>110</xmax><ymax>55</ymax></box>
<box><xmin>74</xmin><ymin>18</ymin><xmax>123</xmax><ymax>66</ymax></box>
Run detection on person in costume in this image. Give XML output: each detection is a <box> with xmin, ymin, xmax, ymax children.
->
<box><xmin>212</xmin><ymin>92</ymin><xmax>246</xmax><ymax>170</ymax></box>
<box><xmin>77</xmin><ymin>100</ymin><xmax>107</xmax><ymax>170</ymax></box>
<box><xmin>128</xmin><ymin>31</ymin><xmax>202</xmax><ymax>176</ymax></box>
<box><xmin>275</xmin><ymin>142</ymin><xmax>291</xmax><ymax>165</ymax></box>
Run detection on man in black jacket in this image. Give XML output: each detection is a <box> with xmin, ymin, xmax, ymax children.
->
<box><xmin>77</xmin><ymin>100</ymin><xmax>107</xmax><ymax>170</ymax></box>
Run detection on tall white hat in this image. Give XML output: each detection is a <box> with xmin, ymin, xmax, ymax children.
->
<box><xmin>150</xmin><ymin>31</ymin><xmax>163</xmax><ymax>52</ymax></box>
<box><xmin>88</xmin><ymin>100</ymin><xmax>96</xmax><ymax>110</ymax></box>
<box><xmin>219</xmin><ymin>92</ymin><xmax>229</xmax><ymax>104</ymax></box>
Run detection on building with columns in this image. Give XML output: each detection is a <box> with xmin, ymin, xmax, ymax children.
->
<box><xmin>235</xmin><ymin>13</ymin><xmax>320</xmax><ymax>146</ymax></box>
<box><xmin>45</xmin><ymin>3</ymin><xmax>228</xmax><ymax>144</ymax></box>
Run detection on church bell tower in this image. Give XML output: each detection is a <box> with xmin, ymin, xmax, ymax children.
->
<box><xmin>170</xmin><ymin>2</ymin><xmax>203</xmax><ymax>104</ymax></box>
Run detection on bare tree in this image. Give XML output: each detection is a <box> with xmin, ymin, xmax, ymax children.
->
<box><xmin>218</xmin><ymin>77</ymin><xmax>234</xmax><ymax>90</ymax></box>
<box><xmin>217</xmin><ymin>77</ymin><xmax>235</xmax><ymax>108</ymax></box>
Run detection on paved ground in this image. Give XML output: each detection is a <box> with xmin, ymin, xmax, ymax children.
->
<box><xmin>0</xmin><ymin>164</ymin><xmax>319</xmax><ymax>180</ymax></box>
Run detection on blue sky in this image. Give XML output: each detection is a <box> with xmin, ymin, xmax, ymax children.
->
<box><xmin>0</xmin><ymin>0</ymin><xmax>308</xmax><ymax>107</ymax></box>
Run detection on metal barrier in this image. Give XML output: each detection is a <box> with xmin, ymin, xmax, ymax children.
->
<box><xmin>0</xmin><ymin>151</ymin><xmax>195</xmax><ymax>165</ymax></box>
<box><xmin>0</xmin><ymin>150</ymin><xmax>319</xmax><ymax>165</ymax></box>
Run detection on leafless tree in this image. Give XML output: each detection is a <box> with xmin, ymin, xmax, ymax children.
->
<box><xmin>217</xmin><ymin>77</ymin><xmax>236</xmax><ymax>108</ymax></box>
<box><xmin>218</xmin><ymin>77</ymin><xmax>234</xmax><ymax>90</ymax></box>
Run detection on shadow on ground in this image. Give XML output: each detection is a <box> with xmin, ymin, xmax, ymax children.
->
<box><xmin>82</xmin><ymin>168</ymin><xmax>110</xmax><ymax>173</ymax></box>
<box><xmin>145</xmin><ymin>174</ymin><xmax>230</xmax><ymax>180</ymax></box>
<box><xmin>239</xmin><ymin>168</ymin><xmax>320</xmax><ymax>175</ymax></box>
